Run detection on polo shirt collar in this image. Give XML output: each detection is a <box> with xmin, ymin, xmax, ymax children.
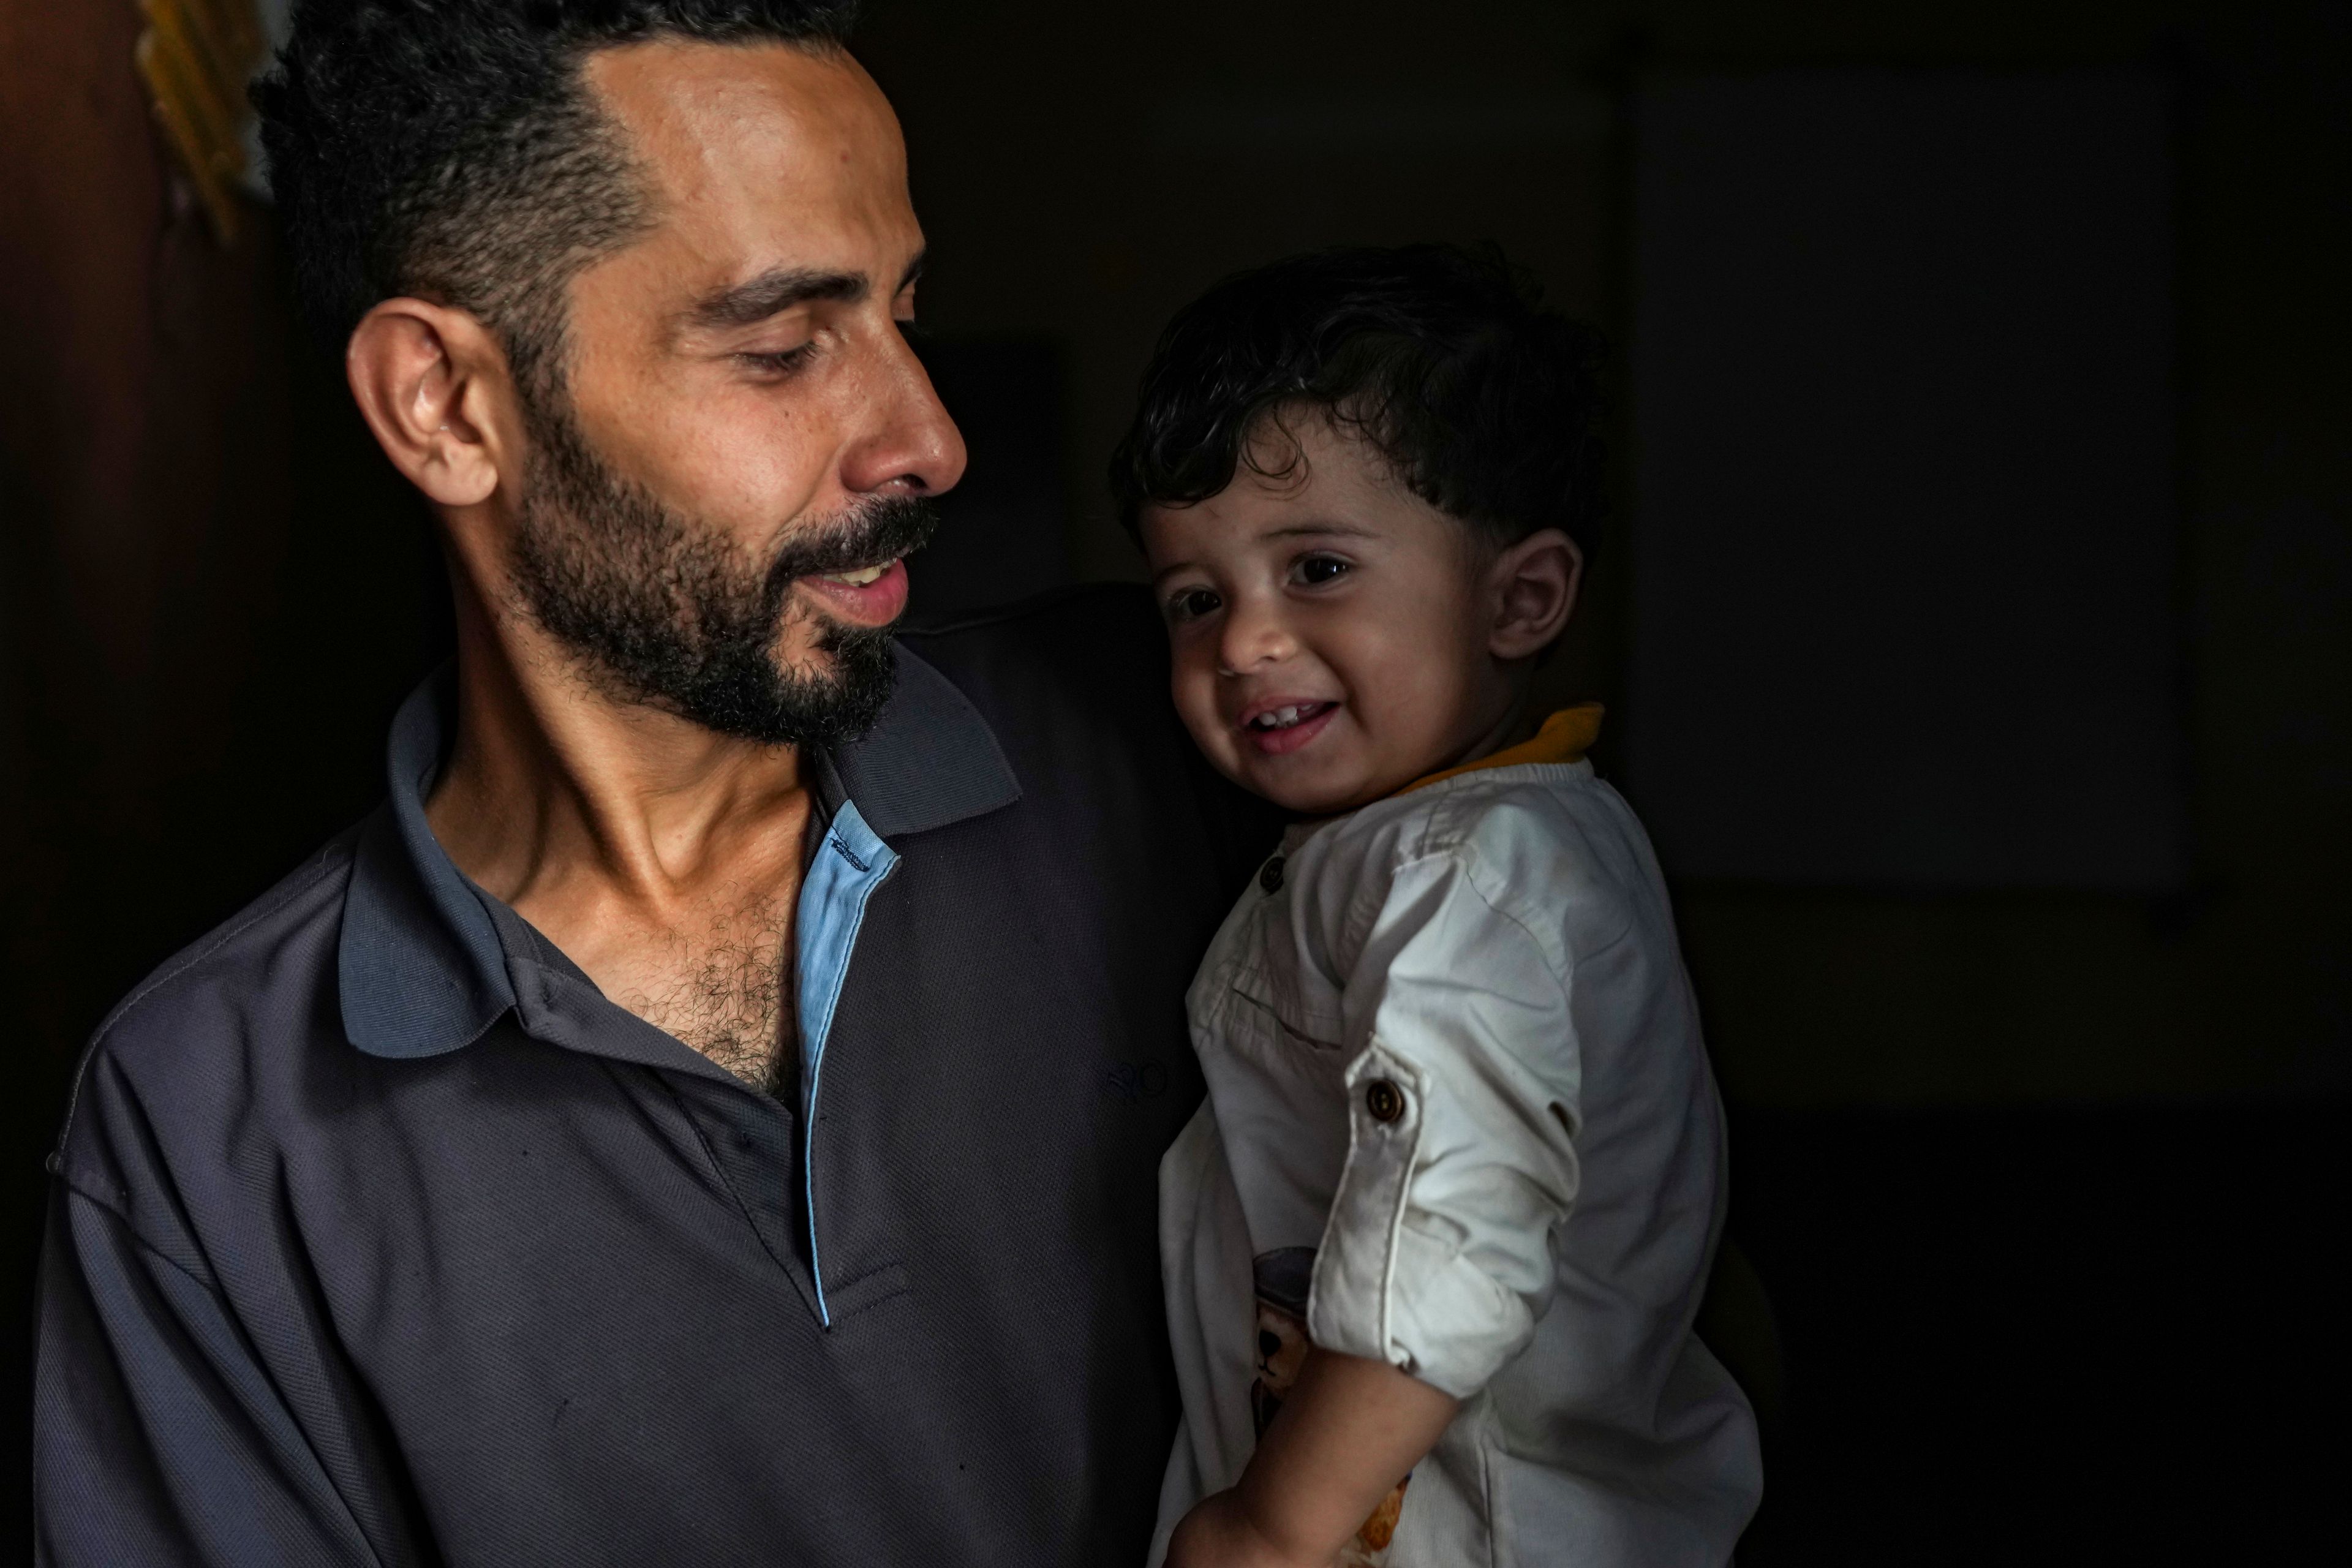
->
<box><xmin>338</xmin><ymin>643</ymin><xmax>1022</xmax><ymax>1058</ymax></box>
<box><xmin>827</xmin><ymin>643</ymin><xmax>1022</xmax><ymax>836</ymax></box>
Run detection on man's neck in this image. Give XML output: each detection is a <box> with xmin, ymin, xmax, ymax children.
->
<box><xmin>425</xmin><ymin>579</ymin><xmax>810</xmax><ymax>913</ymax></box>
<box><xmin>422</xmin><ymin>573</ymin><xmax>818</xmax><ymax>1088</ymax></box>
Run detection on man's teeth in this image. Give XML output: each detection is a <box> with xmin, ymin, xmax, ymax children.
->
<box><xmin>817</xmin><ymin>562</ymin><xmax>891</xmax><ymax>587</ymax></box>
<box><xmin>1250</xmin><ymin>704</ymin><xmax>1323</xmax><ymax>730</ymax></box>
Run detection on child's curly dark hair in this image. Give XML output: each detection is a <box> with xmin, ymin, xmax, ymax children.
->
<box><xmin>1109</xmin><ymin>244</ymin><xmax>1605</xmax><ymax>552</ymax></box>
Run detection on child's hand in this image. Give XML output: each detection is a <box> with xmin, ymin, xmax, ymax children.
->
<box><xmin>1164</xmin><ymin>1489</ymin><xmax>1330</xmax><ymax>1568</ymax></box>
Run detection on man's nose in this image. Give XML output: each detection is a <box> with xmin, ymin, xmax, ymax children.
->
<box><xmin>839</xmin><ymin>328</ymin><xmax>968</xmax><ymax>499</ymax></box>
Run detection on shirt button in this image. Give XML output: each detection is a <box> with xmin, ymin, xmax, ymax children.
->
<box><xmin>1364</xmin><ymin>1079</ymin><xmax>1406</xmax><ymax>1123</ymax></box>
<box><xmin>1259</xmin><ymin>856</ymin><xmax>1286</xmax><ymax>894</ymax></box>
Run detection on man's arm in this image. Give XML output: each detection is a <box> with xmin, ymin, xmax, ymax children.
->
<box><xmin>1165</xmin><ymin>1349</ymin><xmax>1459</xmax><ymax>1568</ymax></box>
<box><xmin>35</xmin><ymin>1181</ymin><xmax>389</xmax><ymax>1567</ymax></box>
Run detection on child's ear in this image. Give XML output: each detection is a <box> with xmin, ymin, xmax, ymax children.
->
<box><xmin>1487</xmin><ymin>529</ymin><xmax>1581</xmax><ymax>661</ymax></box>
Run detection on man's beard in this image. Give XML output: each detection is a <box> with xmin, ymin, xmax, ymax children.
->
<box><xmin>510</xmin><ymin>398</ymin><xmax>937</xmax><ymax>748</ymax></box>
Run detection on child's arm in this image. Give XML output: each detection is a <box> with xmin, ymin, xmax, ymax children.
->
<box><xmin>1165</xmin><ymin>1348</ymin><xmax>1459</xmax><ymax>1568</ymax></box>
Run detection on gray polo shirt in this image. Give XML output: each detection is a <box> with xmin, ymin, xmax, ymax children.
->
<box><xmin>33</xmin><ymin>586</ymin><xmax>1280</xmax><ymax>1567</ymax></box>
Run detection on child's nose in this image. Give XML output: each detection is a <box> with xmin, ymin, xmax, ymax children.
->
<box><xmin>1217</xmin><ymin>597</ymin><xmax>1298</xmax><ymax>674</ymax></box>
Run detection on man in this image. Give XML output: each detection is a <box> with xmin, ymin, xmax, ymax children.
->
<box><xmin>32</xmin><ymin>3</ymin><xmax>1274</xmax><ymax>1562</ymax></box>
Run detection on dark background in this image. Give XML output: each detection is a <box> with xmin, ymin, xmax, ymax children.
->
<box><xmin>5</xmin><ymin>1</ymin><xmax>2348</xmax><ymax>1559</ymax></box>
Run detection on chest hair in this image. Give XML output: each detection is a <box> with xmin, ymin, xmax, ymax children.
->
<box><xmin>622</xmin><ymin>894</ymin><xmax>797</xmax><ymax>1095</ymax></box>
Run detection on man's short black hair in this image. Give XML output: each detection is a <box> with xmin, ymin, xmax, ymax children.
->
<box><xmin>255</xmin><ymin>0</ymin><xmax>861</xmax><ymax>390</ymax></box>
<box><xmin>1109</xmin><ymin>244</ymin><xmax>1604</xmax><ymax>552</ymax></box>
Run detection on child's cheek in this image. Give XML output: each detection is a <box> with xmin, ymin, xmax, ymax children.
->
<box><xmin>1172</xmin><ymin>661</ymin><xmax>1234</xmax><ymax>774</ymax></box>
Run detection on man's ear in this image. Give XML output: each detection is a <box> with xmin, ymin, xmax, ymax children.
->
<box><xmin>1487</xmin><ymin>529</ymin><xmax>1582</xmax><ymax>662</ymax></box>
<box><xmin>345</xmin><ymin>300</ymin><xmax>514</xmax><ymax>509</ymax></box>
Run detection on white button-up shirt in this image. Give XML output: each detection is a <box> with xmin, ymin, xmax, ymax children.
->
<box><xmin>1152</xmin><ymin>743</ymin><xmax>1762</xmax><ymax>1566</ymax></box>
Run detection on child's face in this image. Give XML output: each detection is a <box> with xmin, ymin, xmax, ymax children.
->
<box><xmin>1142</xmin><ymin>414</ymin><xmax>1561</xmax><ymax>815</ymax></box>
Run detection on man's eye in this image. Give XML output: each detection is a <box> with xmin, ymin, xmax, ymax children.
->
<box><xmin>1294</xmin><ymin>554</ymin><xmax>1351</xmax><ymax>587</ymax></box>
<box><xmin>738</xmin><ymin>343</ymin><xmax>818</xmax><ymax>377</ymax></box>
<box><xmin>1166</xmin><ymin>587</ymin><xmax>1223</xmax><ymax>622</ymax></box>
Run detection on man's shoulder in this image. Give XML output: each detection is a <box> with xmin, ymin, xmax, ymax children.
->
<box><xmin>894</xmin><ymin>582</ymin><xmax>1185</xmax><ymax>788</ymax></box>
<box><xmin>897</xmin><ymin>582</ymin><xmax>1167</xmax><ymax>710</ymax></box>
<box><xmin>895</xmin><ymin>581</ymin><xmax>1283</xmax><ymax>876</ymax></box>
<box><xmin>89</xmin><ymin>824</ymin><xmax>360</xmax><ymax>1049</ymax></box>
<box><xmin>56</xmin><ymin>823</ymin><xmax>366</xmax><ymax>1188</ymax></box>
<box><xmin>899</xmin><ymin>578</ymin><xmax>1159</xmax><ymax>638</ymax></box>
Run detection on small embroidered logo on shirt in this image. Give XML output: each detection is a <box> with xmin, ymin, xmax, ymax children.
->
<box><xmin>1103</xmin><ymin>1059</ymin><xmax>1172</xmax><ymax>1102</ymax></box>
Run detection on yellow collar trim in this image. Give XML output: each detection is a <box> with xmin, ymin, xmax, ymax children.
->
<box><xmin>1399</xmin><ymin>704</ymin><xmax>1604</xmax><ymax>796</ymax></box>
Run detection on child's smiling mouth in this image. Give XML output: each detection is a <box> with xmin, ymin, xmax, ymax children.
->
<box><xmin>1238</xmin><ymin>699</ymin><xmax>1340</xmax><ymax>756</ymax></box>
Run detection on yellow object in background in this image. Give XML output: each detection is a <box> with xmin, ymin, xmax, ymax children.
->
<box><xmin>134</xmin><ymin>0</ymin><xmax>266</xmax><ymax>243</ymax></box>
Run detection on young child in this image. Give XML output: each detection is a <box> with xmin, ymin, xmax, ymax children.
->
<box><xmin>1112</xmin><ymin>246</ymin><xmax>1763</xmax><ymax>1567</ymax></box>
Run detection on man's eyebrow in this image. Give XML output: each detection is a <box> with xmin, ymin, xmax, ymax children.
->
<box><xmin>680</xmin><ymin>249</ymin><xmax>928</xmax><ymax>333</ymax></box>
<box><xmin>684</xmin><ymin>266</ymin><xmax>868</xmax><ymax>331</ymax></box>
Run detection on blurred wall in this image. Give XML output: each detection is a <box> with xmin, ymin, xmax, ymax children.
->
<box><xmin>856</xmin><ymin>0</ymin><xmax>2352</xmax><ymax>1106</ymax></box>
<box><xmin>0</xmin><ymin>6</ymin><xmax>442</xmax><ymax>1087</ymax></box>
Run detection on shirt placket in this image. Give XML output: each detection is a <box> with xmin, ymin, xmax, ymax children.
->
<box><xmin>791</xmin><ymin>799</ymin><xmax>899</xmax><ymax>1327</ymax></box>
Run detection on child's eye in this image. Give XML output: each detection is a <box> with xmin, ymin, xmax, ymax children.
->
<box><xmin>1292</xmin><ymin>554</ymin><xmax>1352</xmax><ymax>587</ymax></box>
<box><xmin>1166</xmin><ymin>587</ymin><xmax>1223</xmax><ymax>623</ymax></box>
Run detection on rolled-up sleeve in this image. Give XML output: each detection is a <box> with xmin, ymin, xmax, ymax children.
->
<box><xmin>35</xmin><ymin>1177</ymin><xmax>382</xmax><ymax>1568</ymax></box>
<box><xmin>1305</xmin><ymin>847</ymin><xmax>1589</xmax><ymax>1400</ymax></box>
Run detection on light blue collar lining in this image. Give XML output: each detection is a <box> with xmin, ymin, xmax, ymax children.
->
<box><xmin>794</xmin><ymin>799</ymin><xmax>899</xmax><ymax>1326</ymax></box>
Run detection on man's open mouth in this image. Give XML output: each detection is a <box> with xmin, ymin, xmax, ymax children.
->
<box><xmin>796</xmin><ymin>558</ymin><xmax>912</xmax><ymax>628</ymax></box>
